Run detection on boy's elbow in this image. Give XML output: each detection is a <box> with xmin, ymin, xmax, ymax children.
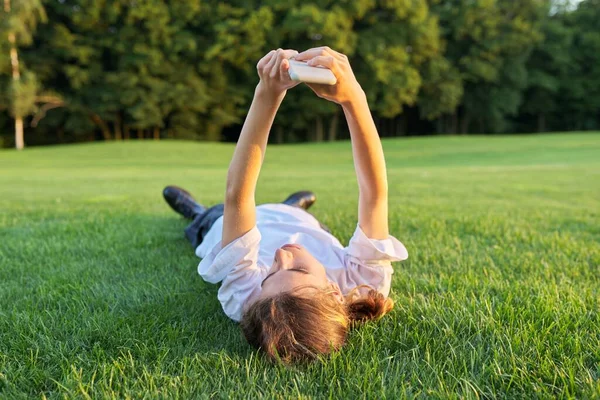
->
<box><xmin>225</xmin><ymin>183</ymin><xmax>252</xmax><ymax>206</ymax></box>
<box><xmin>225</xmin><ymin>184</ymin><xmax>242</xmax><ymax>204</ymax></box>
<box><xmin>225</xmin><ymin>169</ymin><xmax>241</xmax><ymax>200</ymax></box>
<box><xmin>374</xmin><ymin>181</ymin><xmax>388</xmax><ymax>199</ymax></box>
<box><xmin>361</xmin><ymin>180</ymin><xmax>388</xmax><ymax>202</ymax></box>
<box><xmin>360</xmin><ymin>190</ymin><xmax>387</xmax><ymax>211</ymax></box>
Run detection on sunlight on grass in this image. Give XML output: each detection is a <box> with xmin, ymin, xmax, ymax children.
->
<box><xmin>1</xmin><ymin>133</ymin><xmax>599</xmax><ymax>398</ymax></box>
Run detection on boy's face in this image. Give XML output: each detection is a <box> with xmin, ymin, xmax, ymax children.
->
<box><xmin>258</xmin><ymin>244</ymin><xmax>342</xmax><ymax>301</ymax></box>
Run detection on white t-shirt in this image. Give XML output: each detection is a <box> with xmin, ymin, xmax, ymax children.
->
<box><xmin>196</xmin><ymin>203</ymin><xmax>408</xmax><ymax>321</ymax></box>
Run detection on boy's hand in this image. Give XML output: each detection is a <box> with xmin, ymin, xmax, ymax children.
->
<box><xmin>256</xmin><ymin>49</ymin><xmax>300</xmax><ymax>97</ymax></box>
<box><xmin>293</xmin><ymin>46</ymin><xmax>365</xmax><ymax>106</ymax></box>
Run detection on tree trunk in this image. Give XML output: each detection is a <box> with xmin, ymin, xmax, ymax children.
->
<box><xmin>451</xmin><ymin>112</ymin><xmax>458</xmax><ymax>134</ymax></box>
<box><xmin>114</xmin><ymin>113</ymin><xmax>123</xmax><ymax>140</ymax></box>
<box><xmin>124</xmin><ymin>125</ymin><xmax>131</xmax><ymax>140</ymax></box>
<box><xmin>327</xmin><ymin>111</ymin><xmax>339</xmax><ymax>141</ymax></box>
<box><xmin>90</xmin><ymin>113</ymin><xmax>113</xmax><ymax>140</ymax></box>
<box><xmin>137</xmin><ymin>128</ymin><xmax>143</xmax><ymax>139</ymax></box>
<box><xmin>205</xmin><ymin>123</ymin><xmax>221</xmax><ymax>141</ymax></box>
<box><xmin>315</xmin><ymin>116</ymin><xmax>324</xmax><ymax>142</ymax></box>
<box><xmin>14</xmin><ymin>117</ymin><xmax>24</xmax><ymax>150</ymax></box>
<box><xmin>401</xmin><ymin>116</ymin><xmax>408</xmax><ymax>136</ymax></box>
<box><xmin>31</xmin><ymin>98</ymin><xmax>65</xmax><ymax>128</ymax></box>
<box><xmin>153</xmin><ymin>126</ymin><xmax>160</xmax><ymax>140</ymax></box>
<box><xmin>275</xmin><ymin>125</ymin><xmax>284</xmax><ymax>144</ymax></box>
<box><xmin>57</xmin><ymin>127</ymin><xmax>64</xmax><ymax>143</ymax></box>
<box><xmin>5</xmin><ymin>0</ymin><xmax>24</xmax><ymax>150</ymax></box>
<box><xmin>444</xmin><ymin>115</ymin><xmax>451</xmax><ymax>134</ymax></box>
<box><xmin>537</xmin><ymin>113</ymin><xmax>546</xmax><ymax>133</ymax></box>
<box><xmin>396</xmin><ymin>117</ymin><xmax>403</xmax><ymax>137</ymax></box>
<box><xmin>460</xmin><ymin>113</ymin><xmax>471</xmax><ymax>134</ymax></box>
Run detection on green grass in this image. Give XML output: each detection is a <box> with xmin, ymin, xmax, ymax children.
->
<box><xmin>1</xmin><ymin>132</ymin><xmax>599</xmax><ymax>399</ymax></box>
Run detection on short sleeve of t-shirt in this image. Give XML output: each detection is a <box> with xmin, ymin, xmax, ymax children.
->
<box><xmin>197</xmin><ymin>226</ymin><xmax>264</xmax><ymax>321</ymax></box>
<box><xmin>336</xmin><ymin>224</ymin><xmax>409</xmax><ymax>297</ymax></box>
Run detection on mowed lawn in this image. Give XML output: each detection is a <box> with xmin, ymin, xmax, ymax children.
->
<box><xmin>0</xmin><ymin>133</ymin><xmax>599</xmax><ymax>398</ymax></box>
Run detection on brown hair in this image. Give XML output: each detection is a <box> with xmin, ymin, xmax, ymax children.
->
<box><xmin>240</xmin><ymin>286</ymin><xmax>394</xmax><ymax>364</ymax></box>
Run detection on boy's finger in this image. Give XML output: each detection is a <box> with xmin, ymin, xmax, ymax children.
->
<box><xmin>294</xmin><ymin>48</ymin><xmax>327</xmax><ymax>61</ymax></box>
<box><xmin>295</xmin><ymin>46</ymin><xmax>337</xmax><ymax>61</ymax></box>
<box><xmin>307</xmin><ymin>55</ymin><xmax>337</xmax><ymax>76</ymax></box>
<box><xmin>282</xmin><ymin>58</ymin><xmax>296</xmax><ymax>81</ymax></box>
<box><xmin>257</xmin><ymin>50</ymin><xmax>276</xmax><ymax>69</ymax></box>
<box><xmin>264</xmin><ymin>49</ymin><xmax>279</xmax><ymax>73</ymax></box>
<box><xmin>270</xmin><ymin>49</ymin><xmax>284</xmax><ymax>78</ymax></box>
<box><xmin>279</xmin><ymin>59</ymin><xmax>292</xmax><ymax>83</ymax></box>
<box><xmin>283</xmin><ymin>49</ymin><xmax>298</xmax><ymax>60</ymax></box>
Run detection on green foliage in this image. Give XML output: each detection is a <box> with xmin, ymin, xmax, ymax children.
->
<box><xmin>432</xmin><ymin>0</ymin><xmax>546</xmax><ymax>133</ymax></box>
<box><xmin>1</xmin><ymin>0</ymin><xmax>46</xmax><ymax>45</ymax></box>
<box><xmin>522</xmin><ymin>7</ymin><xmax>574</xmax><ymax>131</ymax></box>
<box><xmin>198</xmin><ymin>3</ymin><xmax>275</xmax><ymax>139</ymax></box>
<box><xmin>9</xmin><ymin>70</ymin><xmax>37</xmax><ymax>117</ymax></box>
<box><xmin>2</xmin><ymin>0</ymin><xmax>600</xmax><ymax>146</ymax></box>
<box><xmin>0</xmin><ymin>49</ymin><xmax>9</xmax><ymax>108</ymax></box>
<box><xmin>0</xmin><ymin>0</ymin><xmax>46</xmax><ymax>122</ymax></box>
<box><xmin>559</xmin><ymin>0</ymin><xmax>600</xmax><ymax>130</ymax></box>
<box><xmin>354</xmin><ymin>0</ymin><xmax>440</xmax><ymax>117</ymax></box>
<box><xmin>418</xmin><ymin>53</ymin><xmax>463</xmax><ymax>120</ymax></box>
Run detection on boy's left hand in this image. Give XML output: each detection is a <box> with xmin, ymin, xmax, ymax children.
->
<box><xmin>293</xmin><ymin>46</ymin><xmax>363</xmax><ymax>107</ymax></box>
<box><xmin>256</xmin><ymin>49</ymin><xmax>299</xmax><ymax>96</ymax></box>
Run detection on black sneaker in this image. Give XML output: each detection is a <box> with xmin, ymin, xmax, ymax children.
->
<box><xmin>282</xmin><ymin>191</ymin><xmax>317</xmax><ymax>210</ymax></box>
<box><xmin>162</xmin><ymin>186</ymin><xmax>206</xmax><ymax>219</ymax></box>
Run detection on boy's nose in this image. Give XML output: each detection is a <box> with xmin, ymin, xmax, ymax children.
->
<box><xmin>274</xmin><ymin>248</ymin><xmax>293</xmax><ymax>269</ymax></box>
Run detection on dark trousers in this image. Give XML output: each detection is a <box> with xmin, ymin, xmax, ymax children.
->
<box><xmin>184</xmin><ymin>203</ymin><xmax>330</xmax><ymax>249</ymax></box>
<box><xmin>184</xmin><ymin>204</ymin><xmax>225</xmax><ymax>249</ymax></box>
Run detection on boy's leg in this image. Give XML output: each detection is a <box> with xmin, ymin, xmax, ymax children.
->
<box><xmin>184</xmin><ymin>191</ymin><xmax>330</xmax><ymax>248</ymax></box>
<box><xmin>184</xmin><ymin>204</ymin><xmax>224</xmax><ymax>249</ymax></box>
<box><xmin>163</xmin><ymin>186</ymin><xmax>218</xmax><ymax>248</ymax></box>
<box><xmin>164</xmin><ymin>187</ymin><xmax>331</xmax><ymax>249</ymax></box>
<box><xmin>163</xmin><ymin>186</ymin><xmax>206</xmax><ymax>218</ymax></box>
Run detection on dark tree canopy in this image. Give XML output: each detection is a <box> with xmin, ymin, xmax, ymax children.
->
<box><xmin>0</xmin><ymin>0</ymin><xmax>599</xmax><ymax>148</ymax></box>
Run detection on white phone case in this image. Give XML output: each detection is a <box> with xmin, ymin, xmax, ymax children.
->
<box><xmin>288</xmin><ymin>60</ymin><xmax>337</xmax><ymax>85</ymax></box>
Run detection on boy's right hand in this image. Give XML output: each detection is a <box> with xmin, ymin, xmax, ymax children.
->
<box><xmin>256</xmin><ymin>48</ymin><xmax>299</xmax><ymax>97</ymax></box>
<box><xmin>293</xmin><ymin>47</ymin><xmax>365</xmax><ymax>106</ymax></box>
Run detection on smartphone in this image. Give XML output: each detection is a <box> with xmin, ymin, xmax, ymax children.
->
<box><xmin>288</xmin><ymin>60</ymin><xmax>337</xmax><ymax>85</ymax></box>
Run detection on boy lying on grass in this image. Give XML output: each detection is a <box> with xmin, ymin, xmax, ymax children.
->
<box><xmin>163</xmin><ymin>47</ymin><xmax>408</xmax><ymax>363</ymax></box>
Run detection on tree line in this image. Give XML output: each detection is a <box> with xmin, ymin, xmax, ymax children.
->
<box><xmin>1</xmin><ymin>0</ymin><xmax>599</xmax><ymax>149</ymax></box>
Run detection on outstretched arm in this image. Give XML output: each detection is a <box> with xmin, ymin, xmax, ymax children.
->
<box><xmin>294</xmin><ymin>47</ymin><xmax>389</xmax><ymax>239</ymax></box>
<box><xmin>222</xmin><ymin>49</ymin><xmax>299</xmax><ymax>246</ymax></box>
<box><xmin>342</xmin><ymin>95</ymin><xmax>389</xmax><ymax>239</ymax></box>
